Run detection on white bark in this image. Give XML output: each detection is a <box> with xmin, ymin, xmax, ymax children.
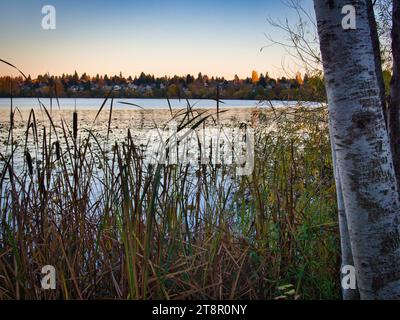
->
<box><xmin>314</xmin><ymin>0</ymin><xmax>400</xmax><ymax>299</ymax></box>
<box><xmin>329</xmin><ymin>118</ymin><xmax>360</xmax><ymax>300</ymax></box>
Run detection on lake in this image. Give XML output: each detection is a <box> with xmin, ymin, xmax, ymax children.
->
<box><xmin>0</xmin><ymin>98</ymin><xmax>319</xmax><ymax>111</ymax></box>
<box><xmin>0</xmin><ymin>97</ymin><xmax>323</xmax><ymax>176</ymax></box>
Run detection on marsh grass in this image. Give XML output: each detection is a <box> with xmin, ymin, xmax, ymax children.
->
<box><xmin>0</xmin><ymin>63</ymin><xmax>339</xmax><ymax>299</ymax></box>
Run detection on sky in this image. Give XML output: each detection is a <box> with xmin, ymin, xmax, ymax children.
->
<box><xmin>0</xmin><ymin>0</ymin><xmax>315</xmax><ymax>79</ymax></box>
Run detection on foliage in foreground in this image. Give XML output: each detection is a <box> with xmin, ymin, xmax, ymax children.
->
<box><xmin>0</xmin><ymin>101</ymin><xmax>340</xmax><ymax>300</ymax></box>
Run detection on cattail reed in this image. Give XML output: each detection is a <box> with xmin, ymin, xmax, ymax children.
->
<box><xmin>25</xmin><ymin>150</ymin><xmax>33</xmax><ymax>175</ymax></box>
<box><xmin>38</xmin><ymin>171</ymin><xmax>46</xmax><ymax>195</ymax></box>
<box><xmin>216</xmin><ymin>83</ymin><xmax>220</xmax><ymax>125</ymax></box>
<box><xmin>73</xmin><ymin>111</ymin><xmax>78</xmax><ymax>140</ymax></box>
<box><xmin>54</xmin><ymin>141</ymin><xmax>60</xmax><ymax>160</ymax></box>
<box><xmin>9</xmin><ymin>108</ymin><xmax>14</xmax><ymax>130</ymax></box>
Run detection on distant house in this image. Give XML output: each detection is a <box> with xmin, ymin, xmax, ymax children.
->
<box><xmin>21</xmin><ymin>85</ymin><xmax>32</xmax><ymax>91</ymax></box>
<box><xmin>128</xmin><ymin>83</ymin><xmax>138</xmax><ymax>90</ymax></box>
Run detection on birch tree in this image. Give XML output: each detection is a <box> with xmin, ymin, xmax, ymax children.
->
<box><xmin>389</xmin><ymin>1</ymin><xmax>400</xmax><ymax>191</ymax></box>
<box><xmin>329</xmin><ymin>120</ymin><xmax>359</xmax><ymax>300</ymax></box>
<box><xmin>313</xmin><ymin>0</ymin><xmax>400</xmax><ymax>299</ymax></box>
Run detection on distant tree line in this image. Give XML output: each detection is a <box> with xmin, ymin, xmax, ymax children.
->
<box><xmin>0</xmin><ymin>70</ymin><xmax>327</xmax><ymax>101</ymax></box>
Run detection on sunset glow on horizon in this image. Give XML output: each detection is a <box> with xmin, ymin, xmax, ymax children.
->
<box><xmin>0</xmin><ymin>0</ymin><xmax>315</xmax><ymax>79</ymax></box>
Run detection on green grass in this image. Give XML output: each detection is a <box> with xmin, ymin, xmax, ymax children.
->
<box><xmin>0</xmin><ymin>97</ymin><xmax>340</xmax><ymax>300</ymax></box>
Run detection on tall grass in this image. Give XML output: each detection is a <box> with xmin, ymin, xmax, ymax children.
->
<box><xmin>0</xmin><ymin>96</ymin><xmax>340</xmax><ymax>299</ymax></box>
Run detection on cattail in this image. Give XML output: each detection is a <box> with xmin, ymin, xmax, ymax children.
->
<box><xmin>216</xmin><ymin>83</ymin><xmax>220</xmax><ymax>125</ymax></box>
<box><xmin>10</xmin><ymin>111</ymin><xmax>14</xmax><ymax>129</ymax></box>
<box><xmin>10</xmin><ymin>80</ymin><xmax>14</xmax><ymax>129</ymax></box>
<box><xmin>54</xmin><ymin>141</ymin><xmax>60</xmax><ymax>160</ymax></box>
<box><xmin>25</xmin><ymin>150</ymin><xmax>33</xmax><ymax>175</ymax></box>
<box><xmin>73</xmin><ymin>111</ymin><xmax>78</xmax><ymax>140</ymax></box>
<box><xmin>127</xmin><ymin>128</ymin><xmax>132</xmax><ymax>144</ymax></box>
<box><xmin>38</xmin><ymin>171</ymin><xmax>46</xmax><ymax>195</ymax></box>
<box><xmin>8</xmin><ymin>165</ymin><xmax>13</xmax><ymax>184</ymax></box>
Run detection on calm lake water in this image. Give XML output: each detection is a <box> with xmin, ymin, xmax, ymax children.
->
<box><xmin>0</xmin><ymin>98</ymin><xmax>318</xmax><ymax>110</ymax></box>
<box><xmin>0</xmin><ymin>98</ymin><xmax>322</xmax><ymax>176</ymax></box>
<box><xmin>0</xmin><ymin>97</ymin><xmax>324</xmax><ymax>207</ymax></box>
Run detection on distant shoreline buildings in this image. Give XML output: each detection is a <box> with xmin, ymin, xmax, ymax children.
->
<box><xmin>0</xmin><ymin>70</ymin><xmax>326</xmax><ymax>101</ymax></box>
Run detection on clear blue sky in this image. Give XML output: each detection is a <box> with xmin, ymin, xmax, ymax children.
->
<box><xmin>0</xmin><ymin>0</ymin><xmax>315</xmax><ymax>79</ymax></box>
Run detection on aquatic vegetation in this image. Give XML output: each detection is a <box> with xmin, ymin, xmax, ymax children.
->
<box><xmin>0</xmin><ymin>97</ymin><xmax>340</xmax><ymax>300</ymax></box>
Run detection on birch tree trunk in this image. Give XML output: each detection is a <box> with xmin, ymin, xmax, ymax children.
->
<box><xmin>389</xmin><ymin>0</ymin><xmax>400</xmax><ymax>191</ymax></box>
<box><xmin>329</xmin><ymin>119</ymin><xmax>360</xmax><ymax>300</ymax></box>
<box><xmin>314</xmin><ymin>0</ymin><xmax>400</xmax><ymax>299</ymax></box>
